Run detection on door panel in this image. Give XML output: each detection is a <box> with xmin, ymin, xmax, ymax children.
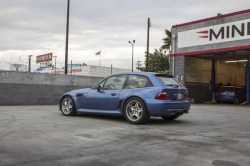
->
<box><xmin>87</xmin><ymin>89</ymin><xmax>121</xmax><ymax>110</ymax></box>
<box><xmin>86</xmin><ymin>75</ymin><xmax>128</xmax><ymax>111</ymax></box>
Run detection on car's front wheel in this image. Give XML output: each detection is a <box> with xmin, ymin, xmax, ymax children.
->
<box><xmin>124</xmin><ymin>97</ymin><xmax>150</xmax><ymax>124</ymax></box>
<box><xmin>161</xmin><ymin>115</ymin><xmax>179</xmax><ymax>121</ymax></box>
<box><xmin>61</xmin><ymin>96</ymin><xmax>77</xmax><ymax>116</ymax></box>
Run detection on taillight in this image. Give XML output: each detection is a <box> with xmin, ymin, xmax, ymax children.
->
<box><xmin>186</xmin><ymin>95</ymin><xmax>191</xmax><ymax>101</ymax></box>
<box><xmin>155</xmin><ymin>92</ymin><xmax>170</xmax><ymax>100</ymax></box>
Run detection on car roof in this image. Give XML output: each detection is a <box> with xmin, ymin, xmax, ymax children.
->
<box><xmin>110</xmin><ymin>72</ymin><xmax>173</xmax><ymax>77</ymax></box>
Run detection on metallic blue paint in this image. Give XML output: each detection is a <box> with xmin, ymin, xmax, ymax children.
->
<box><xmin>215</xmin><ymin>94</ymin><xmax>235</xmax><ymax>102</ymax></box>
<box><xmin>215</xmin><ymin>90</ymin><xmax>246</xmax><ymax>103</ymax></box>
<box><xmin>59</xmin><ymin>72</ymin><xmax>191</xmax><ymax>117</ymax></box>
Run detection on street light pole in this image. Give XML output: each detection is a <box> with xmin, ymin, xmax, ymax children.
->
<box><xmin>128</xmin><ymin>40</ymin><xmax>135</xmax><ymax>72</ymax></box>
<box><xmin>146</xmin><ymin>18</ymin><xmax>150</xmax><ymax>72</ymax></box>
<box><xmin>53</xmin><ymin>55</ymin><xmax>57</xmax><ymax>74</ymax></box>
<box><xmin>28</xmin><ymin>55</ymin><xmax>32</xmax><ymax>72</ymax></box>
<box><xmin>65</xmin><ymin>0</ymin><xmax>70</xmax><ymax>75</ymax></box>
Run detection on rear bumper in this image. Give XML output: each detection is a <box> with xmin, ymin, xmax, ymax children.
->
<box><xmin>216</xmin><ymin>96</ymin><xmax>234</xmax><ymax>102</ymax></box>
<box><xmin>145</xmin><ymin>99</ymin><xmax>191</xmax><ymax>116</ymax></box>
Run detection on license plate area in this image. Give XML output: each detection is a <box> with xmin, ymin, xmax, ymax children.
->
<box><xmin>177</xmin><ymin>93</ymin><xmax>183</xmax><ymax>100</ymax></box>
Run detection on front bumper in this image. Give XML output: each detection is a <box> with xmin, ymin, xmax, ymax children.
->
<box><xmin>146</xmin><ymin>99</ymin><xmax>191</xmax><ymax>116</ymax></box>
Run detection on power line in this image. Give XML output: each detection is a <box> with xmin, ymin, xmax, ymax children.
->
<box><xmin>4</xmin><ymin>55</ymin><xmax>13</xmax><ymax>64</ymax></box>
<box><xmin>150</xmin><ymin>23</ymin><xmax>165</xmax><ymax>32</ymax></box>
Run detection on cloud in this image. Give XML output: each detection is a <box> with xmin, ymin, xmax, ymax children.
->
<box><xmin>0</xmin><ymin>0</ymin><xmax>249</xmax><ymax>70</ymax></box>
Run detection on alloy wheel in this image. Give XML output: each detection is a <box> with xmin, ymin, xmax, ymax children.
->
<box><xmin>62</xmin><ymin>97</ymin><xmax>73</xmax><ymax>115</ymax></box>
<box><xmin>126</xmin><ymin>100</ymin><xmax>143</xmax><ymax>121</ymax></box>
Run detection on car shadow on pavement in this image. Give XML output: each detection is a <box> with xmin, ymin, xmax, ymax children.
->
<box><xmin>76</xmin><ymin>113</ymin><xmax>128</xmax><ymax>123</ymax></box>
<box><xmin>148</xmin><ymin>118</ymin><xmax>191</xmax><ymax>126</ymax></box>
<box><xmin>74</xmin><ymin>113</ymin><xmax>191</xmax><ymax>126</ymax></box>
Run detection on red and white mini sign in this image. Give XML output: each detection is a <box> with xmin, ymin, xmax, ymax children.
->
<box><xmin>178</xmin><ymin>19</ymin><xmax>250</xmax><ymax>48</ymax></box>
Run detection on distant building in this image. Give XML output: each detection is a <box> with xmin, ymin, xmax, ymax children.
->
<box><xmin>10</xmin><ymin>64</ymin><xmax>27</xmax><ymax>72</ymax></box>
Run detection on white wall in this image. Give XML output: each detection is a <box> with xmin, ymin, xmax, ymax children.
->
<box><xmin>186</xmin><ymin>57</ymin><xmax>246</xmax><ymax>86</ymax></box>
<box><xmin>38</xmin><ymin>65</ymin><xmax>132</xmax><ymax>77</ymax></box>
<box><xmin>216</xmin><ymin>61</ymin><xmax>245</xmax><ymax>86</ymax></box>
<box><xmin>186</xmin><ymin>57</ymin><xmax>212</xmax><ymax>84</ymax></box>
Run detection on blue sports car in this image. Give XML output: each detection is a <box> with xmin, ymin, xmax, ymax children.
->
<box><xmin>59</xmin><ymin>72</ymin><xmax>190</xmax><ymax>124</ymax></box>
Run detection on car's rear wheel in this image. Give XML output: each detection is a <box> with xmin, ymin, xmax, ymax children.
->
<box><xmin>161</xmin><ymin>115</ymin><xmax>179</xmax><ymax>121</ymax></box>
<box><xmin>124</xmin><ymin>97</ymin><xmax>150</xmax><ymax>124</ymax></box>
<box><xmin>233</xmin><ymin>97</ymin><xmax>239</xmax><ymax>104</ymax></box>
<box><xmin>61</xmin><ymin>96</ymin><xmax>77</xmax><ymax>116</ymax></box>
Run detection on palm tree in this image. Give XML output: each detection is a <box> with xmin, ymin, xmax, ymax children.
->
<box><xmin>161</xmin><ymin>29</ymin><xmax>172</xmax><ymax>52</ymax></box>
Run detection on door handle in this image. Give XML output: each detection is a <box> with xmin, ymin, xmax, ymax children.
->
<box><xmin>111</xmin><ymin>93</ymin><xmax>117</xmax><ymax>96</ymax></box>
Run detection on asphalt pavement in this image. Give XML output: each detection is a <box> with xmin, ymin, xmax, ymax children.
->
<box><xmin>0</xmin><ymin>104</ymin><xmax>250</xmax><ymax>166</ymax></box>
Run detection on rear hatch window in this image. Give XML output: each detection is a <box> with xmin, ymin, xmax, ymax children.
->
<box><xmin>156</xmin><ymin>75</ymin><xmax>187</xmax><ymax>100</ymax></box>
<box><xmin>220</xmin><ymin>87</ymin><xmax>234</xmax><ymax>92</ymax></box>
<box><xmin>157</xmin><ymin>76</ymin><xmax>182</xmax><ymax>88</ymax></box>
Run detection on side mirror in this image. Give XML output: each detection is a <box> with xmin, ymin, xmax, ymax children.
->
<box><xmin>97</xmin><ymin>85</ymin><xmax>101</xmax><ymax>92</ymax></box>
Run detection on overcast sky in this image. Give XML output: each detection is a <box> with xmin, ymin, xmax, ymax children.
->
<box><xmin>0</xmin><ymin>0</ymin><xmax>249</xmax><ymax>71</ymax></box>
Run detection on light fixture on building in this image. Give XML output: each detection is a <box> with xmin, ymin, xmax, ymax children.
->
<box><xmin>225</xmin><ymin>60</ymin><xmax>248</xmax><ymax>63</ymax></box>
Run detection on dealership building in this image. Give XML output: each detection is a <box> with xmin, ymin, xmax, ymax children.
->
<box><xmin>171</xmin><ymin>9</ymin><xmax>250</xmax><ymax>104</ymax></box>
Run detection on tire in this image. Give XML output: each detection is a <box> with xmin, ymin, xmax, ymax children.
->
<box><xmin>124</xmin><ymin>97</ymin><xmax>150</xmax><ymax>124</ymax></box>
<box><xmin>233</xmin><ymin>97</ymin><xmax>239</xmax><ymax>105</ymax></box>
<box><xmin>216</xmin><ymin>100</ymin><xmax>221</xmax><ymax>104</ymax></box>
<box><xmin>60</xmin><ymin>96</ymin><xmax>77</xmax><ymax>116</ymax></box>
<box><xmin>161</xmin><ymin>115</ymin><xmax>179</xmax><ymax>121</ymax></box>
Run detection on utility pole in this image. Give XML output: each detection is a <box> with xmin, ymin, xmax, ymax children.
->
<box><xmin>146</xmin><ymin>18</ymin><xmax>150</xmax><ymax>72</ymax></box>
<box><xmin>71</xmin><ymin>60</ymin><xmax>72</xmax><ymax>75</ymax></box>
<box><xmin>111</xmin><ymin>64</ymin><xmax>113</xmax><ymax>74</ymax></box>
<box><xmin>28</xmin><ymin>55</ymin><xmax>32</xmax><ymax>72</ymax></box>
<box><xmin>65</xmin><ymin>0</ymin><xmax>70</xmax><ymax>75</ymax></box>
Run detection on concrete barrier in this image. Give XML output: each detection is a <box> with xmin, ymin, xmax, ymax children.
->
<box><xmin>0</xmin><ymin>71</ymin><xmax>104</xmax><ymax>105</ymax></box>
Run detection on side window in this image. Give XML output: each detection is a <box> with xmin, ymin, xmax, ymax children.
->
<box><xmin>99</xmin><ymin>80</ymin><xmax>105</xmax><ymax>89</ymax></box>
<box><xmin>124</xmin><ymin>75</ymin><xmax>153</xmax><ymax>89</ymax></box>
<box><xmin>93</xmin><ymin>80</ymin><xmax>106</xmax><ymax>89</ymax></box>
<box><xmin>102</xmin><ymin>75</ymin><xmax>127</xmax><ymax>90</ymax></box>
<box><xmin>235</xmin><ymin>88</ymin><xmax>238</xmax><ymax>93</ymax></box>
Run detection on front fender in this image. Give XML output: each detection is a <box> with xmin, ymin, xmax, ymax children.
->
<box><xmin>59</xmin><ymin>93</ymin><xmax>77</xmax><ymax>111</ymax></box>
<box><xmin>59</xmin><ymin>88</ymin><xmax>91</xmax><ymax>111</ymax></box>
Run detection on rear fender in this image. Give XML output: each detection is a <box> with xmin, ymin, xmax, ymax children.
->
<box><xmin>120</xmin><ymin>95</ymin><xmax>148</xmax><ymax>115</ymax></box>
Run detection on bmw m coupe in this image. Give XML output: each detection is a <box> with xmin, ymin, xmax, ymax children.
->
<box><xmin>59</xmin><ymin>72</ymin><xmax>190</xmax><ymax>124</ymax></box>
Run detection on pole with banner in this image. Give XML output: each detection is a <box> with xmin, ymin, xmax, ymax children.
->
<box><xmin>95</xmin><ymin>50</ymin><xmax>101</xmax><ymax>66</ymax></box>
<box><xmin>99</xmin><ymin>49</ymin><xmax>101</xmax><ymax>66</ymax></box>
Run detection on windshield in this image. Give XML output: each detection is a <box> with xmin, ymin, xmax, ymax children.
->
<box><xmin>220</xmin><ymin>87</ymin><xmax>234</xmax><ymax>92</ymax></box>
<box><xmin>157</xmin><ymin>77</ymin><xmax>181</xmax><ymax>87</ymax></box>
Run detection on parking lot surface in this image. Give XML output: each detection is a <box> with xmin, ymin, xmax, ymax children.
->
<box><xmin>0</xmin><ymin>104</ymin><xmax>250</xmax><ymax>166</ymax></box>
